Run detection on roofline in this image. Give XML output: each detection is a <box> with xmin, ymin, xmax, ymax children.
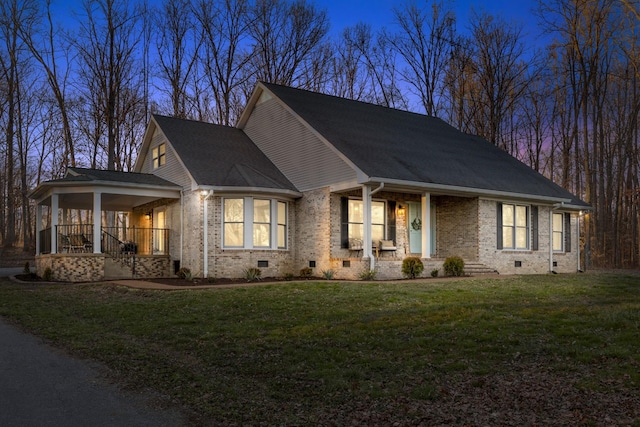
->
<box><xmin>197</xmin><ymin>185</ymin><xmax>302</xmax><ymax>199</ymax></box>
<box><xmin>364</xmin><ymin>176</ymin><xmax>583</xmax><ymax>206</ymax></box>
<box><xmin>29</xmin><ymin>179</ymin><xmax>182</xmax><ymax>202</ymax></box>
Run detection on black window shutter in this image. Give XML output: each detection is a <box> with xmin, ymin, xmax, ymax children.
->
<box><xmin>496</xmin><ymin>202</ymin><xmax>503</xmax><ymax>250</ymax></box>
<box><xmin>531</xmin><ymin>206</ymin><xmax>538</xmax><ymax>251</ymax></box>
<box><xmin>387</xmin><ymin>201</ymin><xmax>396</xmax><ymax>243</ymax></box>
<box><xmin>564</xmin><ymin>212</ymin><xmax>572</xmax><ymax>252</ymax></box>
<box><xmin>341</xmin><ymin>197</ymin><xmax>349</xmax><ymax>248</ymax></box>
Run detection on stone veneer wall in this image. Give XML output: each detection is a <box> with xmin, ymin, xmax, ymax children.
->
<box><xmin>133</xmin><ymin>256</ymin><xmax>171</xmax><ymax>278</ymax></box>
<box><xmin>435</xmin><ymin>196</ymin><xmax>479</xmax><ymax>261</ymax></box>
<box><xmin>478</xmin><ymin>199</ymin><xmax>579</xmax><ymax>274</ymax></box>
<box><xmin>36</xmin><ymin>254</ymin><xmax>105</xmax><ymax>282</ymax></box>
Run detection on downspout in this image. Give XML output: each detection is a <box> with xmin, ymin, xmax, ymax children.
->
<box><xmin>180</xmin><ymin>190</ymin><xmax>185</xmax><ymax>271</ymax></box>
<box><xmin>203</xmin><ymin>190</ymin><xmax>213</xmax><ymax>278</ymax></box>
<box><xmin>577</xmin><ymin>211</ymin><xmax>582</xmax><ymax>272</ymax></box>
<box><xmin>550</xmin><ymin>202</ymin><xmax>564</xmax><ymax>273</ymax></box>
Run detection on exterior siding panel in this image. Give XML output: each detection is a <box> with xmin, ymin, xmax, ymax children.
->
<box><xmin>141</xmin><ymin>129</ymin><xmax>192</xmax><ymax>189</ymax></box>
<box><xmin>243</xmin><ymin>98</ymin><xmax>357</xmax><ymax>192</ymax></box>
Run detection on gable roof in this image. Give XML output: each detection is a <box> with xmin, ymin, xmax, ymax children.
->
<box><xmin>64</xmin><ymin>167</ymin><xmax>180</xmax><ymax>187</ymax></box>
<box><xmin>256</xmin><ymin>83</ymin><xmax>589</xmax><ymax>208</ymax></box>
<box><xmin>152</xmin><ymin>115</ymin><xmax>299</xmax><ymax>194</ymax></box>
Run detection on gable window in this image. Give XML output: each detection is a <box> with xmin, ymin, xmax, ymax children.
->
<box><xmin>152</xmin><ymin>143</ymin><xmax>166</xmax><ymax>169</ymax></box>
<box><xmin>223</xmin><ymin>197</ymin><xmax>288</xmax><ymax>249</ymax></box>
<box><xmin>501</xmin><ymin>203</ymin><xmax>529</xmax><ymax>250</ymax></box>
<box><xmin>552</xmin><ymin>213</ymin><xmax>564</xmax><ymax>252</ymax></box>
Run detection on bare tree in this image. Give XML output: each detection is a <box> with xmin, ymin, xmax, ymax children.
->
<box><xmin>73</xmin><ymin>0</ymin><xmax>144</xmax><ymax>170</ymax></box>
<box><xmin>193</xmin><ymin>0</ymin><xmax>253</xmax><ymax>125</ymax></box>
<box><xmin>392</xmin><ymin>0</ymin><xmax>455</xmax><ymax>117</ymax></box>
<box><xmin>154</xmin><ymin>0</ymin><xmax>199</xmax><ymax>119</ymax></box>
<box><xmin>246</xmin><ymin>0</ymin><xmax>330</xmax><ymax>88</ymax></box>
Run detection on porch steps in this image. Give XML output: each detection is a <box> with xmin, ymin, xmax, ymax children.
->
<box><xmin>104</xmin><ymin>257</ymin><xmax>133</xmax><ymax>280</ymax></box>
<box><xmin>464</xmin><ymin>262</ymin><xmax>499</xmax><ymax>275</ymax></box>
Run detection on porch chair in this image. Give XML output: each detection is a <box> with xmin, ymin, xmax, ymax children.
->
<box><xmin>67</xmin><ymin>234</ymin><xmax>91</xmax><ymax>252</ymax></box>
<box><xmin>348</xmin><ymin>238</ymin><xmax>364</xmax><ymax>256</ymax></box>
<box><xmin>378</xmin><ymin>239</ymin><xmax>397</xmax><ymax>257</ymax></box>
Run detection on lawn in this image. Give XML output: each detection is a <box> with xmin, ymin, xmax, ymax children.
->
<box><xmin>1</xmin><ymin>273</ymin><xmax>639</xmax><ymax>425</ymax></box>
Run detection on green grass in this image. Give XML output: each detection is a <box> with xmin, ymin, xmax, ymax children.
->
<box><xmin>1</xmin><ymin>273</ymin><xmax>639</xmax><ymax>424</ymax></box>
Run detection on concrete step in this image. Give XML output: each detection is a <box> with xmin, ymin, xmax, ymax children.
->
<box><xmin>104</xmin><ymin>257</ymin><xmax>133</xmax><ymax>280</ymax></box>
<box><xmin>464</xmin><ymin>262</ymin><xmax>499</xmax><ymax>275</ymax></box>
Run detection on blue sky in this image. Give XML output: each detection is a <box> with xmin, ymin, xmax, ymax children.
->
<box><xmin>316</xmin><ymin>0</ymin><xmax>539</xmax><ymax>39</ymax></box>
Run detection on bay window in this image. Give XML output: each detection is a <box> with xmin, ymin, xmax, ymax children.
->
<box><xmin>223</xmin><ymin>197</ymin><xmax>287</xmax><ymax>249</ymax></box>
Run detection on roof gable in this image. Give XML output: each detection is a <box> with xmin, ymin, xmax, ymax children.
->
<box><xmin>151</xmin><ymin>115</ymin><xmax>299</xmax><ymax>193</ymax></box>
<box><xmin>259</xmin><ymin>83</ymin><xmax>588</xmax><ymax>207</ymax></box>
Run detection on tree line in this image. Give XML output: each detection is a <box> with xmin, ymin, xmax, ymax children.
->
<box><xmin>0</xmin><ymin>0</ymin><xmax>638</xmax><ymax>269</ymax></box>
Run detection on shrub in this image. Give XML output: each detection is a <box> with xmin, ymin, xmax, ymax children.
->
<box><xmin>359</xmin><ymin>269</ymin><xmax>377</xmax><ymax>281</ymax></box>
<box><xmin>23</xmin><ymin>261</ymin><xmax>31</xmax><ymax>274</ymax></box>
<box><xmin>321</xmin><ymin>269</ymin><xmax>335</xmax><ymax>280</ymax></box>
<box><xmin>42</xmin><ymin>267</ymin><xmax>53</xmax><ymax>281</ymax></box>
<box><xmin>177</xmin><ymin>267</ymin><xmax>192</xmax><ymax>280</ymax></box>
<box><xmin>401</xmin><ymin>257</ymin><xmax>424</xmax><ymax>279</ymax></box>
<box><xmin>244</xmin><ymin>267</ymin><xmax>262</xmax><ymax>282</ymax></box>
<box><xmin>431</xmin><ymin>268</ymin><xmax>439</xmax><ymax>278</ymax></box>
<box><xmin>283</xmin><ymin>272</ymin><xmax>295</xmax><ymax>281</ymax></box>
<box><xmin>443</xmin><ymin>256</ymin><xmax>465</xmax><ymax>277</ymax></box>
<box><xmin>299</xmin><ymin>267</ymin><xmax>313</xmax><ymax>278</ymax></box>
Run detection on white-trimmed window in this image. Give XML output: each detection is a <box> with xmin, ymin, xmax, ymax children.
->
<box><xmin>223</xmin><ymin>197</ymin><xmax>288</xmax><ymax>249</ymax></box>
<box><xmin>152</xmin><ymin>143</ymin><xmax>166</xmax><ymax>169</ymax></box>
<box><xmin>347</xmin><ymin>199</ymin><xmax>386</xmax><ymax>244</ymax></box>
<box><xmin>502</xmin><ymin>204</ymin><xmax>529</xmax><ymax>250</ymax></box>
<box><xmin>553</xmin><ymin>213</ymin><xmax>564</xmax><ymax>252</ymax></box>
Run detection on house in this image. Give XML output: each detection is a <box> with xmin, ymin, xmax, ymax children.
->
<box><xmin>30</xmin><ymin>82</ymin><xmax>590</xmax><ymax>282</ymax></box>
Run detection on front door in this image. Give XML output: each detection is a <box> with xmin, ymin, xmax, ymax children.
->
<box><xmin>408</xmin><ymin>202</ymin><xmax>436</xmax><ymax>256</ymax></box>
<box><xmin>153</xmin><ymin>207</ymin><xmax>166</xmax><ymax>254</ymax></box>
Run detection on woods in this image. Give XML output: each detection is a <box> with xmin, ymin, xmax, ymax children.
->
<box><xmin>0</xmin><ymin>0</ymin><xmax>639</xmax><ymax>269</ymax></box>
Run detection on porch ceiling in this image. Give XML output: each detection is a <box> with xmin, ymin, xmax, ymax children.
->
<box><xmin>37</xmin><ymin>192</ymin><xmax>173</xmax><ymax>211</ymax></box>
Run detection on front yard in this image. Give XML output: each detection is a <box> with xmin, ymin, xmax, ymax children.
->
<box><xmin>0</xmin><ymin>273</ymin><xmax>639</xmax><ymax>425</ymax></box>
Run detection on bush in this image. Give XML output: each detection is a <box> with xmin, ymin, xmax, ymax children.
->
<box><xmin>42</xmin><ymin>267</ymin><xmax>53</xmax><ymax>281</ymax></box>
<box><xmin>23</xmin><ymin>261</ymin><xmax>30</xmax><ymax>274</ymax></box>
<box><xmin>244</xmin><ymin>267</ymin><xmax>262</xmax><ymax>282</ymax></box>
<box><xmin>443</xmin><ymin>256</ymin><xmax>465</xmax><ymax>277</ymax></box>
<box><xmin>431</xmin><ymin>268</ymin><xmax>439</xmax><ymax>278</ymax></box>
<box><xmin>401</xmin><ymin>257</ymin><xmax>424</xmax><ymax>279</ymax></box>
<box><xmin>299</xmin><ymin>267</ymin><xmax>313</xmax><ymax>278</ymax></box>
<box><xmin>359</xmin><ymin>269</ymin><xmax>377</xmax><ymax>281</ymax></box>
<box><xmin>177</xmin><ymin>267</ymin><xmax>192</xmax><ymax>280</ymax></box>
<box><xmin>283</xmin><ymin>272</ymin><xmax>295</xmax><ymax>281</ymax></box>
<box><xmin>321</xmin><ymin>269</ymin><xmax>335</xmax><ymax>280</ymax></box>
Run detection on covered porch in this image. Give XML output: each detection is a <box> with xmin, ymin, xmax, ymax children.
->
<box><xmin>29</xmin><ymin>168</ymin><xmax>182</xmax><ymax>281</ymax></box>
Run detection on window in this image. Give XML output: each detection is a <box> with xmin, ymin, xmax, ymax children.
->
<box><xmin>223</xmin><ymin>198</ymin><xmax>244</xmax><ymax>247</ymax></box>
<box><xmin>502</xmin><ymin>204</ymin><xmax>529</xmax><ymax>250</ymax></box>
<box><xmin>347</xmin><ymin>199</ymin><xmax>386</xmax><ymax>244</ymax></box>
<box><xmin>277</xmin><ymin>201</ymin><xmax>287</xmax><ymax>249</ymax></box>
<box><xmin>223</xmin><ymin>198</ymin><xmax>288</xmax><ymax>249</ymax></box>
<box><xmin>552</xmin><ymin>213</ymin><xmax>564</xmax><ymax>251</ymax></box>
<box><xmin>152</xmin><ymin>143</ymin><xmax>166</xmax><ymax>169</ymax></box>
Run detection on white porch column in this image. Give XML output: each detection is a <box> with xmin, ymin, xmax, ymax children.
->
<box><xmin>93</xmin><ymin>192</ymin><xmax>102</xmax><ymax>253</ymax></box>
<box><xmin>362</xmin><ymin>185</ymin><xmax>373</xmax><ymax>265</ymax></box>
<box><xmin>422</xmin><ymin>192</ymin><xmax>431</xmax><ymax>259</ymax></box>
<box><xmin>35</xmin><ymin>204</ymin><xmax>42</xmax><ymax>255</ymax></box>
<box><xmin>51</xmin><ymin>194</ymin><xmax>59</xmax><ymax>254</ymax></box>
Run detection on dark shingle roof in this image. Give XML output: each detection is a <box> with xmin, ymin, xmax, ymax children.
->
<box><xmin>153</xmin><ymin>115</ymin><xmax>298</xmax><ymax>192</ymax></box>
<box><xmin>262</xmin><ymin>83</ymin><xmax>588</xmax><ymax>207</ymax></box>
<box><xmin>63</xmin><ymin>167</ymin><xmax>179</xmax><ymax>187</ymax></box>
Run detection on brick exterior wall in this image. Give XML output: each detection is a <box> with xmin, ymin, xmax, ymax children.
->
<box><xmin>434</xmin><ymin>196</ymin><xmax>479</xmax><ymax>261</ymax></box>
<box><xmin>36</xmin><ymin>254</ymin><xmax>105</xmax><ymax>282</ymax></box>
<box><xmin>478</xmin><ymin>199</ymin><xmax>579</xmax><ymax>274</ymax></box>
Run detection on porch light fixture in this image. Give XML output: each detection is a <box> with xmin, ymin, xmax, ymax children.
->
<box><xmin>144</xmin><ymin>212</ymin><xmax>151</xmax><ymax>220</ymax></box>
<box><xmin>397</xmin><ymin>205</ymin><xmax>406</xmax><ymax>217</ymax></box>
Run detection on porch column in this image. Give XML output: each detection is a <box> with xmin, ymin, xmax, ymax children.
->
<box><xmin>362</xmin><ymin>185</ymin><xmax>373</xmax><ymax>263</ymax></box>
<box><xmin>93</xmin><ymin>191</ymin><xmax>102</xmax><ymax>254</ymax></box>
<box><xmin>35</xmin><ymin>203</ymin><xmax>42</xmax><ymax>255</ymax></box>
<box><xmin>51</xmin><ymin>193</ymin><xmax>59</xmax><ymax>254</ymax></box>
<box><xmin>422</xmin><ymin>192</ymin><xmax>431</xmax><ymax>259</ymax></box>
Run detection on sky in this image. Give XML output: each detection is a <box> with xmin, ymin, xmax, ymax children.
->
<box><xmin>315</xmin><ymin>0</ymin><xmax>542</xmax><ymax>46</ymax></box>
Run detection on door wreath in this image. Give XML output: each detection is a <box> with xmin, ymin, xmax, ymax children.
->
<box><xmin>411</xmin><ymin>217</ymin><xmax>422</xmax><ymax>231</ymax></box>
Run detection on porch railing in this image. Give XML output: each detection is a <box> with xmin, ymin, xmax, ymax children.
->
<box><xmin>38</xmin><ymin>225</ymin><xmax>169</xmax><ymax>257</ymax></box>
